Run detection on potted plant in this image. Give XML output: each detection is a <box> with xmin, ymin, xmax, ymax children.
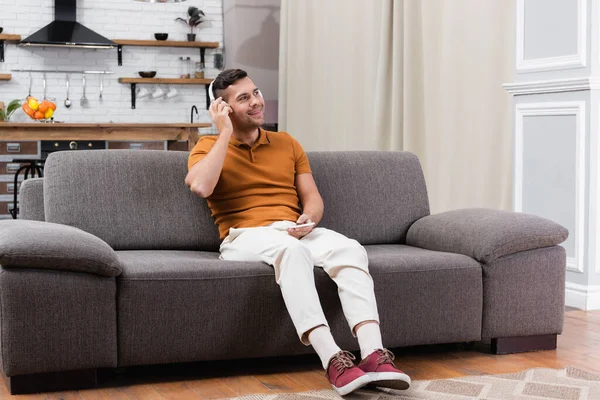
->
<box><xmin>0</xmin><ymin>99</ymin><xmax>21</xmax><ymax>122</ymax></box>
<box><xmin>175</xmin><ymin>6</ymin><xmax>205</xmax><ymax>41</ymax></box>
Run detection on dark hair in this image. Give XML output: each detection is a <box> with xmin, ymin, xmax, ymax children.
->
<box><xmin>212</xmin><ymin>69</ymin><xmax>248</xmax><ymax>100</ymax></box>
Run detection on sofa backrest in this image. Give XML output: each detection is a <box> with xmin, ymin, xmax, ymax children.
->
<box><xmin>42</xmin><ymin>149</ymin><xmax>430</xmax><ymax>250</ymax></box>
<box><xmin>308</xmin><ymin>151</ymin><xmax>430</xmax><ymax>244</ymax></box>
<box><xmin>44</xmin><ymin>150</ymin><xmax>222</xmax><ymax>251</ymax></box>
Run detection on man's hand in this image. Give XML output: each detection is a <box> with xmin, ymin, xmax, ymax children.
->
<box><xmin>287</xmin><ymin>214</ymin><xmax>314</xmax><ymax>239</ymax></box>
<box><xmin>209</xmin><ymin>97</ymin><xmax>233</xmax><ymax>135</ymax></box>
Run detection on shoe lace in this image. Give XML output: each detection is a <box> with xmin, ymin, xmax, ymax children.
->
<box><xmin>330</xmin><ymin>350</ymin><xmax>356</xmax><ymax>373</ymax></box>
<box><xmin>376</xmin><ymin>348</ymin><xmax>396</xmax><ymax>366</ymax></box>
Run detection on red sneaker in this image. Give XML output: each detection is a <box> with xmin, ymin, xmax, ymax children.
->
<box><xmin>326</xmin><ymin>350</ymin><xmax>371</xmax><ymax>395</ymax></box>
<box><xmin>358</xmin><ymin>349</ymin><xmax>411</xmax><ymax>390</ymax></box>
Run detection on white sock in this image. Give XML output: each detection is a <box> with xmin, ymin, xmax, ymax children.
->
<box><xmin>356</xmin><ymin>322</ymin><xmax>384</xmax><ymax>360</ymax></box>
<box><xmin>308</xmin><ymin>326</ymin><xmax>342</xmax><ymax>369</ymax></box>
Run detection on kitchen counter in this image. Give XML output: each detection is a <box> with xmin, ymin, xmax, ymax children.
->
<box><xmin>0</xmin><ymin>122</ymin><xmax>212</xmax><ymax>149</ymax></box>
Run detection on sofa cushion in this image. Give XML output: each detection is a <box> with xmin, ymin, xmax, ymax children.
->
<box><xmin>115</xmin><ymin>250</ymin><xmax>294</xmax><ymax>367</ymax></box>
<box><xmin>308</xmin><ymin>151</ymin><xmax>430</xmax><ymax>245</ymax></box>
<box><xmin>0</xmin><ymin>220</ymin><xmax>121</xmax><ymax>277</ymax></box>
<box><xmin>43</xmin><ymin>150</ymin><xmax>221</xmax><ymax>251</ymax></box>
<box><xmin>364</xmin><ymin>244</ymin><xmax>483</xmax><ymax>347</ymax></box>
<box><xmin>114</xmin><ymin>245</ymin><xmax>481</xmax><ymax>366</ymax></box>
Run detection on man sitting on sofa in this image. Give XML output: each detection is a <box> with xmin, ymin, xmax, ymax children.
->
<box><xmin>185</xmin><ymin>69</ymin><xmax>410</xmax><ymax>396</ymax></box>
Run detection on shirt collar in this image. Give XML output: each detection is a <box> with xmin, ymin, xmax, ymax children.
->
<box><xmin>230</xmin><ymin>128</ymin><xmax>270</xmax><ymax>148</ymax></box>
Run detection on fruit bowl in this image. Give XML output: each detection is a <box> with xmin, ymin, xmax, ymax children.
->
<box><xmin>138</xmin><ymin>71</ymin><xmax>157</xmax><ymax>78</ymax></box>
<box><xmin>22</xmin><ymin>96</ymin><xmax>57</xmax><ymax>121</ymax></box>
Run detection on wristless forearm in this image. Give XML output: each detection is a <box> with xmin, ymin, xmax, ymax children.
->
<box><xmin>301</xmin><ymin>199</ymin><xmax>324</xmax><ymax>225</ymax></box>
<box><xmin>187</xmin><ymin>133</ymin><xmax>231</xmax><ymax>197</ymax></box>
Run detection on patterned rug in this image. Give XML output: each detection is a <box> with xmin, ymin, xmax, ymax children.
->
<box><xmin>232</xmin><ymin>367</ymin><xmax>600</xmax><ymax>399</ymax></box>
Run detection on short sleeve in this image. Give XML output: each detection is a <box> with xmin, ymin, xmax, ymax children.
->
<box><xmin>291</xmin><ymin>136</ymin><xmax>312</xmax><ymax>175</ymax></box>
<box><xmin>188</xmin><ymin>136</ymin><xmax>217</xmax><ymax>171</ymax></box>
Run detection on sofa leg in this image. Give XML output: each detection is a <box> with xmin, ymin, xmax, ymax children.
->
<box><xmin>491</xmin><ymin>334</ymin><xmax>557</xmax><ymax>354</ymax></box>
<box><xmin>5</xmin><ymin>368</ymin><xmax>97</xmax><ymax>395</ymax></box>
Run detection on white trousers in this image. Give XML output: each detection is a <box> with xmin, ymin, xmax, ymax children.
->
<box><xmin>220</xmin><ymin>220</ymin><xmax>380</xmax><ymax>345</ymax></box>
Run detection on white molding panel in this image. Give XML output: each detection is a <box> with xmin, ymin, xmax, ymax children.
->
<box><xmin>516</xmin><ymin>0</ymin><xmax>587</xmax><ymax>73</ymax></box>
<box><xmin>565</xmin><ymin>282</ymin><xmax>600</xmax><ymax>310</ymax></box>
<box><xmin>504</xmin><ymin>77</ymin><xmax>600</xmax><ymax>95</ymax></box>
<box><xmin>515</xmin><ymin>102</ymin><xmax>586</xmax><ymax>273</ymax></box>
<box><xmin>596</xmin><ymin>104</ymin><xmax>600</xmax><ymax>274</ymax></box>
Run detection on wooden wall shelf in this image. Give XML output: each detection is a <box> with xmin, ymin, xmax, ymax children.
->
<box><xmin>0</xmin><ymin>34</ymin><xmax>22</xmax><ymax>63</ymax></box>
<box><xmin>112</xmin><ymin>39</ymin><xmax>219</xmax><ymax>66</ymax></box>
<box><xmin>0</xmin><ymin>34</ymin><xmax>22</xmax><ymax>41</ymax></box>
<box><xmin>113</xmin><ymin>39</ymin><xmax>218</xmax><ymax>48</ymax></box>
<box><xmin>114</xmin><ymin>38</ymin><xmax>219</xmax><ymax>108</ymax></box>
<box><xmin>0</xmin><ymin>74</ymin><xmax>11</xmax><ymax>81</ymax></box>
<box><xmin>118</xmin><ymin>78</ymin><xmax>212</xmax><ymax>109</ymax></box>
<box><xmin>119</xmin><ymin>78</ymin><xmax>212</xmax><ymax>84</ymax></box>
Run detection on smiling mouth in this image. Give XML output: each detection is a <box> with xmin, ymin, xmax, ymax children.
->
<box><xmin>249</xmin><ymin>109</ymin><xmax>263</xmax><ymax>116</ymax></box>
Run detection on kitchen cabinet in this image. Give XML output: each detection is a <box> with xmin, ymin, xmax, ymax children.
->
<box><xmin>0</xmin><ymin>123</ymin><xmax>209</xmax><ymax>148</ymax></box>
<box><xmin>0</xmin><ymin>140</ymin><xmax>39</xmax><ymax>220</ymax></box>
<box><xmin>167</xmin><ymin>141</ymin><xmax>189</xmax><ymax>152</ymax></box>
<box><xmin>0</xmin><ymin>201</ymin><xmax>17</xmax><ymax>217</ymax></box>
<box><xmin>0</xmin><ymin>141</ymin><xmax>39</xmax><ymax>155</ymax></box>
<box><xmin>0</xmin><ymin>161</ymin><xmax>30</xmax><ymax>175</ymax></box>
<box><xmin>107</xmin><ymin>141</ymin><xmax>166</xmax><ymax>151</ymax></box>
<box><xmin>0</xmin><ymin>182</ymin><xmax>19</xmax><ymax>195</ymax></box>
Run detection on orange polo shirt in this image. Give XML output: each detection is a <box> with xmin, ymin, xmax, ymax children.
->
<box><xmin>188</xmin><ymin>129</ymin><xmax>312</xmax><ymax>239</ymax></box>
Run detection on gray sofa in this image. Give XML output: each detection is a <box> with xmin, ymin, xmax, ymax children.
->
<box><xmin>0</xmin><ymin>150</ymin><xmax>568</xmax><ymax>394</ymax></box>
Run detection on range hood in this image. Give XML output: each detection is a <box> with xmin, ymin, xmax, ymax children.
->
<box><xmin>19</xmin><ymin>0</ymin><xmax>115</xmax><ymax>49</ymax></box>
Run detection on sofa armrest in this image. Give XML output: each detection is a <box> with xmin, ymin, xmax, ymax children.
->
<box><xmin>0</xmin><ymin>220</ymin><xmax>121</xmax><ymax>277</ymax></box>
<box><xmin>406</xmin><ymin>208</ymin><xmax>568</xmax><ymax>264</ymax></box>
<box><xmin>19</xmin><ymin>177</ymin><xmax>45</xmax><ymax>221</ymax></box>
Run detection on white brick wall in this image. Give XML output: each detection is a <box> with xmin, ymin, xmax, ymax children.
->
<box><xmin>0</xmin><ymin>0</ymin><xmax>222</xmax><ymax>128</ymax></box>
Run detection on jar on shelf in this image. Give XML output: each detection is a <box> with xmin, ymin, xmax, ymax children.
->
<box><xmin>179</xmin><ymin>56</ymin><xmax>191</xmax><ymax>79</ymax></box>
<box><xmin>194</xmin><ymin>61</ymin><xmax>205</xmax><ymax>79</ymax></box>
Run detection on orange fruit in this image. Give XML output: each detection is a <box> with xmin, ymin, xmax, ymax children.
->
<box><xmin>33</xmin><ymin>111</ymin><xmax>45</xmax><ymax>120</ymax></box>
<box><xmin>48</xmin><ymin>101</ymin><xmax>56</xmax><ymax>111</ymax></box>
<box><xmin>38</xmin><ymin>102</ymin><xmax>49</xmax><ymax>113</ymax></box>
<box><xmin>22</xmin><ymin>103</ymin><xmax>35</xmax><ymax>118</ymax></box>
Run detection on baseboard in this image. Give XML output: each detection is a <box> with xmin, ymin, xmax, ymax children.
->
<box><xmin>565</xmin><ymin>282</ymin><xmax>600</xmax><ymax>310</ymax></box>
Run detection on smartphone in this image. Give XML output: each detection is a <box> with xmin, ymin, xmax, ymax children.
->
<box><xmin>274</xmin><ymin>222</ymin><xmax>316</xmax><ymax>231</ymax></box>
<box><xmin>289</xmin><ymin>222</ymin><xmax>315</xmax><ymax>229</ymax></box>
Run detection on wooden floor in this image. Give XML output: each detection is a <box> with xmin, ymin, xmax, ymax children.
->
<box><xmin>2</xmin><ymin>308</ymin><xmax>599</xmax><ymax>399</ymax></box>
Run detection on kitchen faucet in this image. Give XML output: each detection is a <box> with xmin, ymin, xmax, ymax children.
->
<box><xmin>190</xmin><ymin>105</ymin><xmax>199</xmax><ymax>124</ymax></box>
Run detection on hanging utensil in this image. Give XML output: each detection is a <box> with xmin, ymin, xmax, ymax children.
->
<box><xmin>64</xmin><ymin>74</ymin><xmax>71</xmax><ymax>108</ymax></box>
<box><xmin>80</xmin><ymin>74</ymin><xmax>89</xmax><ymax>107</ymax></box>
<box><xmin>27</xmin><ymin>72</ymin><xmax>32</xmax><ymax>99</ymax></box>
<box><xmin>42</xmin><ymin>73</ymin><xmax>47</xmax><ymax>100</ymax></box>
<box><xmin>99</xmin><ymin>74</ymin><xmax>104</xmax><ymax>101</ymax></box>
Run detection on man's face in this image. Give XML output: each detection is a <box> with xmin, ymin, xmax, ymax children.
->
<box><xmin>221</xmin><ymin>77</ymin><xmax>265</xmax><ymax>131</ymax></box>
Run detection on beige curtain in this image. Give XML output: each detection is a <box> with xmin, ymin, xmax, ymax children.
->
<box><xmin>279</xmin><ymin>0</ymin><xmax>515</xmax><ymax>213</ymax></box>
